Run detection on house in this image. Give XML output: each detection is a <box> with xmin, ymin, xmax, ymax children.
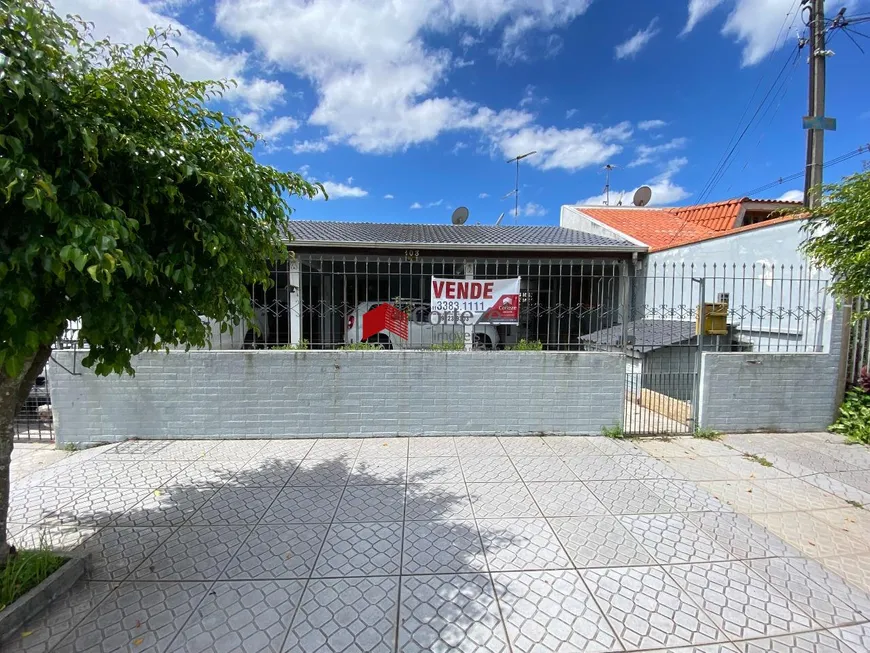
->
<box><xmin>213</xmin><ymin>220</ymin><xmax>646</xmax><ymax>350</ymax></box>
<box><xmin>560</xmin><ymin>197</ymin><xmax>832</xmax><ymax>353</ymax></box>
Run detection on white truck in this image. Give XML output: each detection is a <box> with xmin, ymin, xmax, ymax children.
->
<box><xmin>345</xmin><ymin>301</ymin><xmax>500</xmax><ymax>349</ymax></box>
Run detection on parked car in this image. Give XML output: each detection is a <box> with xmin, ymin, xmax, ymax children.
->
<box><xmin>346</xmin><ymin>301</ymin><xmax>500</xmax><ymax>349</ymax></box>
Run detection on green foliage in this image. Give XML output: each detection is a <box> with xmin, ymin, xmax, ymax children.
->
<box><xmin>272</xmin><ymin>339</ymin><xmax>309</xmax><ymax>351</ymax></box>
<box><xmin>340</xmin><ymin>342</ymin><xmax>383</xmax><ymax>350</ymax></box>
<box><xmin>62</xmin><ymin>442</ymin><xmax>79</xmax><ymax>452</ymax></box>
<box><xmin>743</xmin><ymin>453</ymin><xmax>773</xmax><ymax>468</ymax></box>
<box><xmin>801</xmin><ymin>171</ymin><xmax>870</xmax><ymax>314</ymax></box>
<box><xmin>0</xmin><ymin>2</ymin><xmax>321</xmax><ymax>378</ymax></box>
<box><xmin>830</xmin><ymin>387</ymin><xmax>870</xmax><ymax>444</ymax></box>
<box><xmin>693</xmin><ymin>427</ymin><xmax>722</xmax><ymax>441</ymax></box>
<box><xmin>506</xmin><ymin>339</ymin><xmax>544</xmax><ymax>351</ymax></box>
<box><xmin>601</xmin><ymin>424</ymin><xmax>624</xmax><ymax>439</ymax></box>
<box><xmin>430</xmin><ymin>337</ymin><xmax>465</xmax><ymax>351</ymax></box>
<box><xmin>0</xmin><ymin>546</ymin><xmax>66</xmax><ymax>611</ymax></box>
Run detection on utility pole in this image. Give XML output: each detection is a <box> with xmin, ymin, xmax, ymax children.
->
<box><xmin>803</xmin><ymin>0</ymin><xmax>828</xmax><ymax>208</ymax></box>
<box><xmin>604</xmin><ymin>164</ymin><xmax>615</xmax><ymax>206</ymax></box>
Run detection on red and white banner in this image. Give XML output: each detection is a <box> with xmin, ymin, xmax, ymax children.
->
<box><xmin>431</xmin><ymin>277</ymin><xmax>521</xmax><ymax>324</ymax></box>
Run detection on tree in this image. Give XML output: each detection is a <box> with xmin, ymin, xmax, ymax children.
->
<box><xmin>801</xmin><ymin>170</ymin><xmax>870</xmax><ymax>317</ymax></box>
<box><xmin>0</xmin><ymin>1</ymin><xmax>321</xmax><ymax>562</ymax></box>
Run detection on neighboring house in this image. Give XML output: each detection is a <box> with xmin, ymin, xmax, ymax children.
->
<box><xmin>561</xmin><ymin>197</ymin><xmax>832</xmax><ymax>352</ymax></box>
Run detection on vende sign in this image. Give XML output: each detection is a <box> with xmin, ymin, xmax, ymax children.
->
<box><xmin>431</xmin><ymin>277</ymin><xmax>521</xmax><ymax>324</ymax></box>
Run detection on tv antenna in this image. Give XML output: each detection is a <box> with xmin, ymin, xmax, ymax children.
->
<box><xmin>632</xmin><ymin>185</ymin><xmax>653</xmax><ymax>207</ymax></box>
<box><xmin>451</xmin><ymin>206</ymin><xmax>469</xmax><ymax>225</ymax></box>
<box><xmin>495</xmin><ymin>212</ymin><xmax>505</xmax><ymax>226</ymax></box>
<box><xmin>603</xmin><ymin>164</ymin><xmax>617</xmax><ymax>206</ymax></box>
<box><xmin>505</xmin><ymin>150</ymin><xmax>536</xmax><ymax>221</ymax></box>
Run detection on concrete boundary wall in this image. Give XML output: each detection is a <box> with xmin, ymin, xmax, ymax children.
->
<box><xmin>50</xmin><ymin>350</ymin><xmax>626</xmax><ymax>444</ymax></box>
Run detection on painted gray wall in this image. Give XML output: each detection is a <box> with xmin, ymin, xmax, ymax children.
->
<box><xmin>49</xmin><ymin>350</ymin><xmax>626</xmax><ymax>443</ymax></box>
<box><xmin>697</xmin><ymin>309</ymin><xmax>843</xmax><ymax>432</ymax></box>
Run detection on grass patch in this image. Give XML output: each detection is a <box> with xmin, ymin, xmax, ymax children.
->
<box><xmin>430</xmin><ymin>337</ymin><xmax>465</xmax><ymax>351</ymax></box>
<box><xmin>846</xmin><ymin>499</ymin><xmax>865</xmax><ymax>509</ymax></box>
<box><xmin>743</xmin><ymin>453</ymin><xmax>773</xmax><ymax>468</ymax></box>
<box><xmin>0</xmin><ymin>548</ymin><xmax>67</xmax><ymax>612</ymax></box>
<box><xmin>601</xmin><ymin>424</ymin><xmax>625</xmax><ymax>439</ymax></box>
<box><xmin>271</xmin><ymin>339</ymin><xmax>310</xmax><ymax>351</ymax></box>
<box><xmin>340</xmin><ymin>342</ymin><xmax>383</xmax><ymax>350</ymax></box>
<box><xmin>505</xmin><ymin>339</ymin><xmax>543</xmax><ymax>351</ymax></box>
<box><xmin>62</xmin><ymin>442</ymin><xmax>78</xmax><ymax>452</ymax></box>
<box><xmin>693</xmin><ymin>427</ymin><xmax>722</xmax><ymax>441</ymax></box>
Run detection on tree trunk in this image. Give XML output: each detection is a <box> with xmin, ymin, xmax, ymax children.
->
<box><xmin>0</xmin><ymin>344</ymin><xmax>53</xmax><ymax>566</ymax></box>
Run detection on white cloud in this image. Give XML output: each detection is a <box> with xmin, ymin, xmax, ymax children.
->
<box><xmin>384</xmin><ymin>194</ymin><xmax>395</xmax><ymax>199</ymax></box>
<box><xmin>241</xmin><ymin>78</ymin><xmax>287</xmax><ymax>110</ymax></box>
<box><xmin>519</xmin><ymin>84</ymin><xmax>548</xmax><ymax>109</ymax></box>
<box><xmin>426</xmin><ymin>199</ymin><xmax>444</xmax><ymax>208</ymax></box>
<box><xmin>615</xmin><ymin>18</ymin><xmax>660</xmax><ymax>60</ymax></box>
<box><xmin>494</xmin><ymin>121</ymin><xmax>633</xmax><ymax>171</ymax></box>
<box><xmin>682</xmin><ymin>0</ymin><xmax>724</xmax><ymax>35</ymax></box>
<box><xmin>629</xmin><ymin>137</ymin><xmax>688</xmax><ymax>167</ymax></box>
<box><xmin>777</xmin><ymin>189</ymin><xmax>804</xmax><ymax>202</ymax></box>
<box><xmin>578</xmin><ymin>157</ymin><xmax>690</xmax><ymax>206</ymax></box>
<box><xmin>410</xmin><ymin>202</ymin><xmax>423</xmax><ymax>209</ymax></box>
<box><xmin>478</xmin><ymin>192</ymin><xmax>489</xmax><ymax>198</ymax></box>
<box><xmin>522</xmin><ymin>202</ymin><xmax>547</xmax><ymax>217</ymax></box>
<box><xmin>566</xmin><ymin>109</ymin><xmax>578</xmax><ymax>119</ymax></box>
<box><xmin>291</xmin><ymin>139</ymin><xmax>331</xmax><ymax>154</ymax></box>
<box><xmin>638</xmin><ymin>119</ymin><xmax>667</xmax><ymax>131</ymax></box>
<box><xmin>321</xmin><ymin>181</ymin><xmax>368</xmax><ymax>199</ymax></box>
<box><xmin>215</xmin><ymin>0</ymin><xmax>597</xmax><ymax>156</ymax></box>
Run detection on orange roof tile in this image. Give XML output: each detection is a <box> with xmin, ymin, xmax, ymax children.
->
<box><xmin>577</xmin><ymin>199</ymin><xmax>804</xmax><ymax>252</ymax></box>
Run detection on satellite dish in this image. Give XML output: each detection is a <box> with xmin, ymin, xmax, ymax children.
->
<box><xmin>495</xmin><ymin>212</ymin><xmax>505</xmax><ymax>226</ymax></box>
<box><xmin>633</xmin><ymin>185</ymin><xmax>652</xmax><ymax>207</ymax></box>
<box><xmin>451</xmin><ymin>206</ymin><xmax>469</xmax><ymax>225</ymax></box>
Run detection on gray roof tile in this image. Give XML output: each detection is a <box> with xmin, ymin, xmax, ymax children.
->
<box><xmin>582</xmin><ymin>319</ymin><xmax>696</xmax><ymax>353</ymax></box>
<box><xmin>283</xmin><ymin>220</ymin><xmax>640</xmax><ymax>250</ymax></box>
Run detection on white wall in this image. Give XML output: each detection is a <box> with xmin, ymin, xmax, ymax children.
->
<box><xmin>642</xmin><ymin>221</ymin><xmax>833</xmax><ymax>353</ymax></box>
<box><xmin>559</xmin><ymin>206</ymin><xmax>646</xmax><ymax>246</ymax></box>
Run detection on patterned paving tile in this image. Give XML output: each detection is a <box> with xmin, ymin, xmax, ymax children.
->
<box><xmin>467</xmin><ymin>483</ymin><xmax>541</xmax><ymax>518</ymax></box>
<box><xmin>645</xmin><ymin>646</ymin><xmax>740</xmax><ymax>653</ymax></box>
<box><xmin>660</xmin><ymin>458</ymin><xmax>741</xmax><ymax>481</ymax></box>
<box><xmin>803</xmin><ymin>473</ymin><xmax>870</xmax><ymax>506</ymax></box>
<box><xmin>160</xmin><ymin>440</ymin><xmax>219</xmax><ymax>459</ymax></box>
<box><xmin>50</xmin><ymin>488</ymin><xmax>152</xmax><ymax>526</ymax></box>
<box><xmin>286</xmin><ymin>459</ymin><xmax>354</xmax><ymax>486</ymax></box>
<box><xmin>617</xmin><ymin>455</ymin><xmax>680</xmax><ymax>479</ymax></box>
<box><xmin>493</xmin><ymin>569</ymin><xmax>619</xmax><ymax>653</ymax></box>
<box><xmin>526</xmin><ymin>482</ymin><xmax>609</xmax><ymax>517</ymax></box>
<box><xmin>643</xmin><ymin>479</ymin><xmax>731</xmax><ymax>512</ymax></box>
<box><xmin>833</xmin><ymin>622</ymin><xmax>870</xmax><ymax>652</ymax></box>
<box><xmin>635</xmin><ymin>438</ymin><xmax>696</xmax><ymax>458</ymax></box>
<box><xmin>313</xmin><ymin>521</ymin><xmax>402</xmax><ymax>577</ymax></box>
<box><xmin>499</xmin><ymin>436</ymin><xmax>554</xmax><ymax>457</ymax></box>
<box><xmin>704</xmin><ymin>454</ymin><xmax>792</xmax><ymax>480</ymax></box>
<box><xmin>49</xmin><ymin>462</ymin><xmax>125</xmax><ymax>488</ymax></box>
<box><xmin>74</xmin><ymin>527</ymin><xmax>172</xmax><ymax>581</ymax></box>
<box><xmin>685</xmin><ymin>511</ymin><xmax>801</xmax><ymax>560</ymax></box>
<box><xmin>776</xmin><ymin>450</ymin><xmax>860</xmax><ymax>474</ymax></box>
<box><xmin>168</xmin><ymin>461</ymin><xmax>241</xmax><ymax>488</ymax></box>
<box><xmin>2</xmin><ymin>580</ymin><xmax>114</xmax><ymax>653</ymax></box>
<box><xmin>261</xmin><ymin>485</ymin><xmax>343</xmax><ymax>524</ymax></box>
<box><xmin>99</xmin><ymin>461</ymin><xmax>190</xmax><ymax>488</ymax></box>
<box><xmin>10</xmin><ymin>522</ymin><xmax>99</xmax><ymax>552</ymax></box>
<box><xmin>402</xmin><ymin>520</ymin><xmax>486</xmax><ymax>574</ymax></box>
<box><xmin>737</xmin><ymin>631</ymin><xmax>858</xmax><ymax>652</ymax></box>
<box><xmin>349</xmin><ymin>457</ymin><xmax>407</xmax><ymax>484</ymax></box>
<box><xmin>102</xmin><ymin>440</ymin><xmax>176</xmax><ymax>458</ymax></box>
<box><xmin>222</xmin><ymin>524</ymin><xmax>329</xmax><ymax>579</ymax></box>
<box><xmin>405</xmin><ymin>483</ymin><xmax>474</xmax><ymax>521</ymax></box>
<box><xmin>189</xmin><ymin>487</ymin><xmax>280</xmax><ymax>525</ymax></box>
<box><xmin>358</xmin><ymin>438</ymin><xmax>408</xmax><ymax>458</ymax></box>
<box><xmin>581</xmin><ymin>565</ymin><xmax>724</xmax><ymax>649</ymax></box>
<box><xmin>681</xmin><ymin>440</ymin><xmax>741</xmax><ymax>458</ymax></box>
<box><xmin>751</xmin><ymin>511</ymin><xmax>870</xmax><ymax>557</ymax></box>
<box><xmin>7</xmin><ymin>486</ymin><xmax>87</xmax><ymax>524</ymax></box>
<box><xmin>407</xmin><ymin>436</ymin><xmax>457</xmax><ymax>457</ymax></box>
<box><xmin>784</xmin><ymin>555</ymin><xmax>870</xmax><ymax>618</ymax></box>
<box><xmin>406</xmin><ymin>457</ymin><xmax>465</xmax><ymax>484</ymax></box>
<box><xmin>586</xmin><ymin>480</ymin><xmax>676</xmax><ymax>514</ymax></box>
<box><xmin>334</xmin><ymin>485</ymin><xmax>405</xmax><ymax>522</ymax></box>
<box><xmin>512</xmin><ymin>456</ymin><xmax>577</xmax><ymax>482</ymax></box>
<box><xmin>478</xmin><ymin>518</ymin><xmax>571</xmax><ymax>571</ymax></box>
<box><xmin>591</xmin><ymin>438</ymin><xmax>643</xmax><ymax>455</ymax></box>
<box><xmin>543</xmin><ymin>436</ymin><xmax>604</xmax><ymax>457</ymax></box>
<box><xmin>306</xmin><ymin>438</ymin><xmax>362</xmax><ymax>460</ymax></box>
<box><xmin>133</xmin><ymin>525</ymin><xmax>252</xmax><ymax>580</ymax></box>
<box><xmin>620</xmin><ymin>514</ymin><xmax>733</xmax><ymax>564</ymax></box>
<box><xmin>283</xmin><ymin>576</ymin><xmax>398</xmax><ymax>653</ymax></box>
<box><xmin>666</xmin><ymin>561</ymin><xmax>816</xmax><ymax>640</ymax></box>
<box><xmin>752</xmin><ymin>478</ymin><xmax>850</xmax><ymax>510</ymax></box>
<box><xmin>254</xmin><ymin>439</ymin><xmax>317</xmax><ymax>460</ymax></box>
<box><xmin>52</xmin><ymin>582</ymin><xmax>210</xmax><ymax>653</ymax></box>
<box><xmin>697</xmin><ymin>480</ymin><xmax>798</xmax><ymax>514</ymax></box>
<box><xmin>817</xmin><ymin>553</ymin><xmax>870</xmax><ymax>594</ymax></box>
<box><xmin>742</xmin><ymin>556</ymin><xmax>864</xmax><ymax>628</ymax></box>
<box><xmin>454</xmin><ymin>437</ymin><xmax>506</xmax><ymax>458</ymax></box>
<box><xmin>811</xmin><ymin>506</ymin><xmax>870</xmax><ymax>540</ymax></box>
<box><xmin>561</xmin><ymin>456</ymin><xmax>634</xmax><ymax>481</ymax></box>
<box><xmin>460</xmin><ymin>457</ymin><xmax>521</xmax><ymax>482</ymax></box>
<box><xmin>165</xmin><ymin>580</ymin><xmax>304</xmax><ymax>653</ymax></box>
<box><xmin>113</xmin><ymin>486</ymin><xmax>217</xmax><ymax>527</ymax></box>
<box><xmin>550</xmin><ymin>515</ymin><xmax>656</xmax><ymax>568</ymax></box>
<box><xmin>234</xmin><ymin>458</ymin><xmax>301</xmax><ymax>487</ymax></box>
<box><xmin>201</xmin><ymin>440</ymin><xmax>267</xmax><ymax>462</ymax></box>
<box><xmin>399</xmin><ymin>574</ymin><xmax>508</xmax><ymax>652</ymax></box>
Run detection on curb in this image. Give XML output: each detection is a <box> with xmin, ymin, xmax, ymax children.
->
<box><xmin>0</xmin><ymin>552</ymin><xmax>89</xmax><ymax>644</ymax></box>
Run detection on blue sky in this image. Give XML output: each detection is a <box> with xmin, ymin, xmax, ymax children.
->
<box><xmin>57</xmin><ymin>0</ymin><xmax>870</xmax><ymax>225</ymax></box>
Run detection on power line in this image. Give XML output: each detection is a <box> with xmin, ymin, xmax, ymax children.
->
<box><xmin>737</xmin><ymin>145</ymin><xmax>869</xmax><ymax>197</ymax></box>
